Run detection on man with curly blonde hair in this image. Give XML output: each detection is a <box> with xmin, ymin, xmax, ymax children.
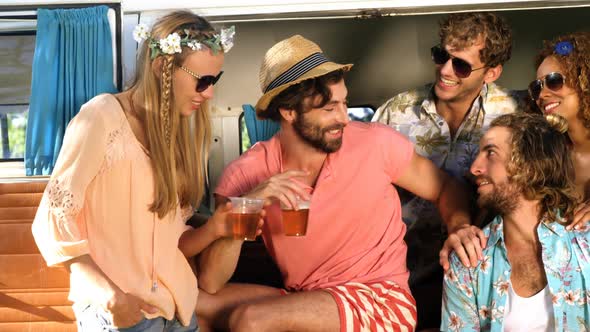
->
<box><xmin>441</xmin><ymin>112</ymin><xmax>590</xmax><ymax>332</ymax></box>
<box><xmin>372</xmin><ymin>12</ymin><xmax>526</xmax><ymax>329</ymax></box>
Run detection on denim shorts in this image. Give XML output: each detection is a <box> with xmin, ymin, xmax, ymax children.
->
<box><xmin>72</xmin><ymin>303</ymin><xmax>199</xmax><ymax>332</ymax></box>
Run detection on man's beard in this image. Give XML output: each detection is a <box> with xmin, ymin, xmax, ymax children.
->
<box><xmin>477</xmin><ymin>181</ymin><xmax>520</xmax><ymax>216</ymax></box>
<box><xmin>292</xmin><ymin>113</ymin><xmax>344</xmax><ymax>153</ymax></box>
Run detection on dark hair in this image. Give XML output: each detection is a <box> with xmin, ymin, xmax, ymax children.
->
<box><xmin>490</xmin><ymin>113</ymin><xmax>579</xmax><ymax>223</ymax></box>
<box><xmin>439</xmin><ymin>12</ymin><xmax>512</xmax><ymax>67</ymax></box>
<box><xmin>534</xmin><ymin>32</ymin><xmax>590</xmax><ymax>129</ymax></box>
<box><xmin>259</xmin><ymin>69</ymin><xmax>345</xmax><ymax>121</ymax></box>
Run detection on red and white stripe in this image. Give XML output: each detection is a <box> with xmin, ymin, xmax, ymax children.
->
<box><xmin>325</xmin><ymin>280</ymin><xmax>417</xmax><ymax>332</ymax></box>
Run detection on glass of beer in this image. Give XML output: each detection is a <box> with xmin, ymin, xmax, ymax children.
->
<box><xmin>281</xmin><ymin>199</ymin><xmax>310</xmax><ymax>236</ymax></box>
<box><xmin>228</xmin><ymin>197</ymin><xmax>264</xmax><ymax>241</ymax></box>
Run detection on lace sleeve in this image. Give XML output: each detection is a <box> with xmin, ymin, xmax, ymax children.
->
<box><xmin>32</xmin><ymin>98</ymin><xmax>111</xmax><ymax>266</ymax></box>
<box><xmin>46</xmin><ymin>178</ymin><xmax>79</xmax><ymax>226</ymax></box>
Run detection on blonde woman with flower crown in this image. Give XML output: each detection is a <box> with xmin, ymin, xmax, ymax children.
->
<box><xmin>31</xmin><ymin>11</ymin><xmax>243</xmax><ymax>331</ymax></box>
<box><xmin>528</xmin><ymin>32</ymin><xmax>590</xmax><ymax>229</ymax></box>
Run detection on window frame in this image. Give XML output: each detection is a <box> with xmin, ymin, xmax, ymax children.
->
<box><xmin>238</xmin><ymin>111</ymin><xmax>249</xmax><ymax>155</ymax></box>
<box><xmin>0</xmin><ymin>2</ymin><xmax>123</xmax><ymax>174</ymax></box>
<box><xmin>0</xmin><ymin>103</ymin><xmax>29</xmax><ymax>162</ymax></box>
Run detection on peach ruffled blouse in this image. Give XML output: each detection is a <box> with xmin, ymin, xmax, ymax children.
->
<box><xmin>32</xmin><ymin>94</ymin><xmax>197</xmax><ymax>326</ymax></box>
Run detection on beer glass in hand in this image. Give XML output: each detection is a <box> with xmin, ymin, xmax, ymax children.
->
<box><xmin>228</xmin><ymin>197</ymin><xmax>264</xmax><ymax>241</ymax></box>
<box><xmin>281</xmin><ymin>199</ymin><xmax>310</xmax><ymax>236</ymax></box>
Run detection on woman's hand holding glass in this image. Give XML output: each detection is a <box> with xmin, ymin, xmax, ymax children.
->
<box><xmin>206</xmin><ymin>201</ymin><xmax>266</xmax><ymax>240</ymax></box>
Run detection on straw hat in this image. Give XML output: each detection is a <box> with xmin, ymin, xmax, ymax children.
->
<box><xmin>255</xmin><ymin>35</ymin><xmax>353</xmax><ymax>115</ymax></box>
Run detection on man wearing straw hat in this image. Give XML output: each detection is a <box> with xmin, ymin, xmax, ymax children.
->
<box><xmin>197</xmin><ymin>35</ymin><xmax>473</xmax><ymax>332</ymax></box>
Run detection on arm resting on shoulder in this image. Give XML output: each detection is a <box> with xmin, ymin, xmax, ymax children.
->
<box><xmin>395</xmin><ymin>151</ymin><xmax>471</xmax><ymax>232</ymax></box>
<box><xmin>396</xmin><ymin>151</ymin><xmax>487</xmax><ymax>269</ymax></box>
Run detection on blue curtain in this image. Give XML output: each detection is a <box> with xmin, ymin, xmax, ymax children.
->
<box><xmin>243</xmin><ymin>104</ymin><xmax>280</xmax><ymax>146</ymax></box>
<box><xmin>25</xmin><ymin>6</ymin><xmax>116</xmax><ymax>175</ymax></box>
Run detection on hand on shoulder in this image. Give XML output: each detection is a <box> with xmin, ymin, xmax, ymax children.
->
<box><xmin>440</xmin><ymin>224</ymin><xmax>487</xmax><ymax>271</ymax></box>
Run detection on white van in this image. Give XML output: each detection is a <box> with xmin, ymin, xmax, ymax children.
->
<box><xmin>0</xmin><ymin>1</ymin><xmax>588</xmax><ymax>330</ymax></box>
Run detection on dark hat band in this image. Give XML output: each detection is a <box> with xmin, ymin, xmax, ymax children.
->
<box><xmin>264</xmin><ymin>52</ymin><xmax>329</xmax><ymax>93</ymax></box>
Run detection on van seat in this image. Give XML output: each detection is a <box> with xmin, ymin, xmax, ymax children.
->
<box><xmin>0</xmin><ymin>181</ymin><xmax>76</xmax><ymax>332</ymax></box>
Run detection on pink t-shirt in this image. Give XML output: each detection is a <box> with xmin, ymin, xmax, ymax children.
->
<box><xmin>215</xmin><ymin>122</ymin><xmax>414</xmax><ymax>292</ymax></box>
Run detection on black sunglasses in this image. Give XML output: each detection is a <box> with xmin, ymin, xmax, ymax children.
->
<box><xmin>179</xmin><ymin>66</ymin><xmax>223</xmax><ymax>92</ymax></box>
<box><xmin>431</xmin><ymin>45</ymin><xmax>486</xmax><ymax>78</ymax></box>
<box><xmin>528</xmin><ymin>72</ymin><xmax>566</xmax><ymax>101</ymax></box>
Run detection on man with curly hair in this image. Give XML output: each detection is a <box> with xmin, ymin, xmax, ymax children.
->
<box><xmin>372</xmin><ymin>12</ymin><xmax>526</xmax><ymax>329</ymax></box>
<box><xmin>441</xmin><ymin>112</ymin><xmax>590</xmax><ymax>332</ymax></box>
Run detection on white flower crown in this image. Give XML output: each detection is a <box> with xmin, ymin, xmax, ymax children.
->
<box><xmin>133</xmin><ymin>23</ymin><xmax>235</xmax><ymax>59</ymax></box>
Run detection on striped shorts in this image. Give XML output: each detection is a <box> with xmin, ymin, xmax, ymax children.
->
<box><xmin>324</xmin><ymin>280</ymin><xmax>417</xmax><ymax>332</ymax></box>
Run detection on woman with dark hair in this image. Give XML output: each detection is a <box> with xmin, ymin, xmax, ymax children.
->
<box><xmin>529</xmin><ymin>32</ymin><xmax>590</xmax><ymax>228</ymax></box>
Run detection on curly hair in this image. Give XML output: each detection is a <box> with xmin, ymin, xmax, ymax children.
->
<box><xmin>490</xmin><ymin>113</ymin><xmax>579</xmax><ymax>223</ymax></box>
<box><xmin>439</xmin><ymin>12</ymin><xmax>512</xmax><ymax>67</ymax></box>
<box><xmin>535</xmin><ymin>32</ymin><xmax>590</xmax><ymax>129</ymax></box>
<box><xmin>259</xmin><ymin>69</ymin><xmax>345</xmax><ymax>121</ymax></box>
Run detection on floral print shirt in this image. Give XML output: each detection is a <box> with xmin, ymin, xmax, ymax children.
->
<box><xmin>372</xmin><ymin>83</ymin><xmax>525</xmax><ymax>284</ymax></box>
<box><xmin>442</xmin><ymin>215</ymin><xmax>590</xmax><ymax>332</ymax></box>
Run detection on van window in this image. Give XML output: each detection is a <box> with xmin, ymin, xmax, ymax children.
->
<box><xmin>0</xmin><ymin>33</ymin><xmax>34</xmax><ymax>160</ymax></box>
<box><xmin>240</xmin><ymin>113</ymin><xmax>251</xmax><ymax>153</ymax></box>
<box><xmin>0</xmin><ymin>4</ymin><xmax>121</xmax><ymax>178</ymax></box>
<box><xmin>348</xmin><ymin>106</ymin><xmax>375</xmax><ymax>122</ymax></box>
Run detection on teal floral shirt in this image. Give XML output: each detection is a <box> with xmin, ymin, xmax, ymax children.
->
<box><xmin>442</xmin><ymin>215</ymin><xmax>590</xmax><ymax>332</ymax></box>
